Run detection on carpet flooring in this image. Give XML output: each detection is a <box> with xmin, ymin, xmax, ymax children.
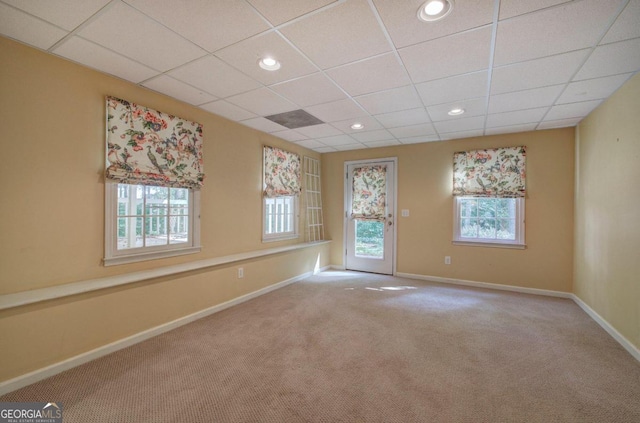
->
<box><xmin>2</xmin><ymin>271</ymin><xmax>639</xmax><ymax>422</ymax></box>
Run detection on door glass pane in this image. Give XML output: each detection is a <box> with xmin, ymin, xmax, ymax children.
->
<box><xmin>355</xmin><ymin>219</ymin><xmax>384</xmax><ymax>259</ymax></box>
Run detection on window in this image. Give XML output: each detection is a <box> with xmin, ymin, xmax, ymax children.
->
<box><xmin>452</xmin><ymin>146</ymin><xmax>527</xmax><ymax>249</ymax></box>
<box><xmin>262</xmin><ymin>146</ymin><xmax>301</xmax><ymax>242</ymax></box>
<box><xmin>105</xmin><ymin>183</ymin><xmax>200</xmax><ymax>265</ymax></box>
<box><xmin>263</xmin><ymin>196</ymin><xmax>298</xmax><ymax>241</ymax></box>
<box><xmin>453</xmin><ymin>197</ymin><xmax>524</xmax><ymax>247</ymax></box>
<box><xmin>104</xmin><ymin>97</ymin><xmax>204</xmax><ymax>265</ymax></box>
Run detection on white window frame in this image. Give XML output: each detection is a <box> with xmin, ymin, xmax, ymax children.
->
<box><xmin>262</xmin><ymin>195</ymin><xmax>299</xmax><ymax>242</ymax></box>
<box><xmin>453</xmin><ymin>196</ymin><xmax>525</xmax><ymax>249</ymax></box>
<box><xmin>104</xmin><ymin>181</ymin><xmax>201</xmax><ymax>266</ymax></box>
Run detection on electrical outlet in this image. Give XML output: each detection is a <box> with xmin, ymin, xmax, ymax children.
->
<box><xmin>237</xmin><ymin>268</ymin><xmax>244</xmax><ymax>279</ymax></box>
<box><xmin>445</xmin><ymin>256</ymin><xmax>451</xmax><ymax>265</ymax></box>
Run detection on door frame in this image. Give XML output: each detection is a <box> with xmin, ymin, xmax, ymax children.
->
<box><xmin>343</xmin><ymin>157</ymin><xmax>398</xmax><ymax>275</ymax></box>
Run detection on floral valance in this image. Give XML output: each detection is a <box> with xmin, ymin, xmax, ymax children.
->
<box><xmin>106</xmin><ymin>96</ymin><xmax>204</xmax><ymax>189</ymax></box>
<box><xmin>453</xmin><ymin>146</ymin><xmax>526</xmax><ymax>198</ymax></box>
<box><xmin>263</xmin><ymin>146</ymin><xmax>301</xmax><ymax>198</ymax></box>
<box><xmin>351</xmin><ymin>165</ymin><xmax>387</xmax><ymax>221</ymax></box>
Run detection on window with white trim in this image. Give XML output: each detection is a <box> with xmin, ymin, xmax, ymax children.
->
<box><xmin>452</xmin><ymin>146</ymin><xmax>527</xmax><ymax>248</ymax></box>
<box><xmin>453</xmin><ymin>196</ymin><xmax>525</xmax><ymax>247</ymax></box>
<box><xmin>105</xmin><ymin>183</ymin><xmax>201</xmax><ymax>265</ymax></box>
<box><xmin>103</xmin><ymin>97</ymin><xmax>204</xmax><ymax>265</ymax></box>
<box><xmin>262</xmin><ymin>146</ymin><xmax>301</xmax><ymax>242</ymax></box>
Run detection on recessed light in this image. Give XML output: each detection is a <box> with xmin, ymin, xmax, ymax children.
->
<box><xmin>448</xmin><ymin>107</ymin><xmax>465</xmax><ymax>116</ymax></box>
<box><xmin>258</xmin><ymin>57</ymin><xmax>280</xmax><ymax>71</ymax></box>
<box><xmin>351</xmin><ymin>122</ymin><xmax>365</xmax><ymax>130</ymax></box>
<box><xmin>418</xmin><ymin>0</ymin><xmax>454</xmax><ymax>22</ymax></box>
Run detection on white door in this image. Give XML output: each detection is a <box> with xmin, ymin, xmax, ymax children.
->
<box><xmin>345</xmin><ymin>159</ymin><xmax>395</xmax><ymax>275</ymax></box>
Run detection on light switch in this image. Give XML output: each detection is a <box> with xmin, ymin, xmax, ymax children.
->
<box><xmin>401</xmin><ymin>209</ymin><xmax>410</xmax><ymax>217</ymax></box>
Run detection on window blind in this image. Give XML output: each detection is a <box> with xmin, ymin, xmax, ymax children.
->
<box><xmin>106</xmin><ymin>96</ymin><xmax>205</xmax><ymax>189</ymax></box>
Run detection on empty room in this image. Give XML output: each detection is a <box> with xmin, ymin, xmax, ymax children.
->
<box><xmin>0</xmin><ymin>0</ymin><xmax>639</xmax><ymax>422</ymax></box>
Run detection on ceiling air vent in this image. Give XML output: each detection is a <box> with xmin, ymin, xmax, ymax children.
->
<box><xmin>265</xmin><ymin>109</ymin><xmax>324</xmax><ymax>129</ymax></box>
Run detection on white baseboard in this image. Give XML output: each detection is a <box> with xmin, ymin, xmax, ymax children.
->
<box><xmin>396</xmin><ymin>272</ymin><xmax>572</xmax><ymax>298</ymax></box>
<box><xmin>397</xmin><ymin>272</ymin><xmax>639</xmax><ymax>362</ymax></box>
<box><xmin>0</xmin><ymin>271</ymin><xmax>312</xmax><ymax>396</ymax></box>
<box><xmin>570</xmin><ymin>294</ymin><xmax>640</xmax><ymax>362</ymax></box>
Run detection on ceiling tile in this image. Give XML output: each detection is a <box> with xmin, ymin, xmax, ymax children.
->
<box><xmin>3</xmin><ymin>0</ymin><xmax>110</xmax><ymax>31</ymax></box>
<box><xmin>498</xmin><ymin>0</ymin><xmax>572</xmax><ymax>20</ymax></box>
<box><xmin>240</xmin><ymin>117</ymin><xmax>287</xmax><ymax>133</ymax></box>
<box><xmin>305</xmin><ymin>99</ymin><xmax>368</xmax><ymax>122</ymax></box>
<box><xmin>247</xmin><ymin>0</ymin><xmax>338</xmax><ymax>26</ymax></box>
<box><xmin>416</xmin><ymin>71</ymin><xmax>488</xmax><ymax>106</ymax></box>
<box><xmin>399</xmin><ymin>26</ymin><xmax>492</xmax><ymax>83</ymax></box>
<box><xmin>226</xmin><ymin>88</ymin><xmax>297</xmax><ymax>116</ymax></box>
<box><xmin>53</xmin><ymin>36</ymin><xmax>158</xmax><ymax>83</ymax></box>
<box><xmin>0</xmin><ymin>3</ymin><xmax>68</xmax><ymax>50</ymax></box>
<box><xmin>295</xmin><ymin>139</ymin><xmax>328</xmax><ymax>149</ymax></box>
<box><xmin>557</xmin><ymin>73</ymin><xmax>633</xmax><ymax>104</ymax></box>
<box><xmin>486</xmin><ymin>107</ymin><xmax>548</xmax><ymax>127</ymax></box>
<box><xmin>296</xmin><ymin>124</ymin><xmax>342</xmax><ymax>138</ymax></box>
<box><xmin>574</xmin><ymin>38</ymin><xmax>640</xmax><ymax>80</ymax></box>
<box><xmin>77</xmin><ymin>2</ymin><xmax>206</xmax><ymax>71</ymax></box>
<box><xmin>279</xmin><ymin>0</ymin><xmax>391</xmax><ymax>69</ymax></box>
<box><xmin>544</xmin><ymin>99</ymin><xmax>602</xmax><ymax>121</ymax></box>
<box><xmin>491</xmin><ymin>49</ymin><xmax>590</xmax><ymax>95</ymax></box>
<box><xmin>127</xmin><ymin>0</ymin><xmax>270</xmax><ymax>52</ymax></box>
<box><xmin>537</xmin><ymin>117</ymin><xmax>582</xmax><ymax>129</ymax></box>
<box><xmin>270</xmin><ymin>73</ymin><xmax>346</xmax><ymax>107</ymax></box>
<box><xmin>374</xmin><ymin>0</ymin><xmax>495</xmax><ymax>48</ymax></box>
<box><xmin>142</xmin><ymin>75</ymin><xmax>216</xmax><ymax>105</ymax></box>
<box><xmin>351</xmin><ymin>129</ymin><xmax>395</xmax><ymax>142</ymax></box>
<box><xmin>398</xmin><ymin>135</ymin><xmax>440</xmax><ymax>144</ymax></box>
<box><xmin>314</xmin><ymin>146</ymin><xmax>338</xmax><ymax>153</ymax></box>
<box><xmin>199</xmin><ymin>100</ymin><xmax>257</xmax><ymax>121</ymax></box>
<box><xmin>434</xmin><ymin>116</ymin><xmax>485</xmax><ymax>133</ymax></box>
<box><xmin>317</xmin><ymin>135</ymin><xmax>359</xmax><ymax>146</ymax></box>
<box><xmin>601</xmin><ymin>0</ymin><xmax>640</xmax><ymax>44</ymax></box>
<box><xmin>355</xmin><ymin>85</ymin><xmax>422</xmax><ymax>115</ymax></box>
<box><xmin>488</xmin><ymin>85</ymin><xmax>564</xmax><ymax>114</ymax></box>
<box><xmin>363</xmin><ymin>140</ymin><xmax>401</xmax><ymax>148</ymax></box>
<box><xmin>439</xmin><ymin>129</ymin><xmax>484</xmax><ymax>140</ymax></box>
<box><xmin>270</xmin><ymin>129</ymin><xmax>308</xmax><ymax>142</ymax></box>
<box><xmin>485</xmin><ymin>123</ymin><xmax>537</xmax><ymax>135</ymax></box>
<box><xmin>427</xmin><ymin>97</ymin><xmax>487</xmax><ymax>122</ymax></box>
<box><xmin>215</xmin><ymin>31</ymin><xmax>317</xmax><ymax>85</ymax></box>
<box><xmin>388</xmin><ymin>123</ymin><xmax>436</xmax><ymax>138</ymax></box>
<box><xmin>333</xmin><ymin>143</ymin><xmax>367</xmax><ymax>151</ymax></box>
<box><xmin>327</xmin><ymin>53</ymin><xmax>411</xmax><ymax>97</ymax></box>
<box><xmin>375</xmin><ymin>108</ymin><xmax>431</xmax><ymax>128</ymax></box>
<box><xmin>494</xmin><ymin>0</ymin><xmax>625</xmax><ymax>66</ymax></box>
<box><xmin>168</xmin><ymin>56</ymin><xmax>261</xmax><ymax>99</ymax></box>
<box><xmin>330</xmin><ymin>116</ymin><xmax>383</xmax><ymax>133</ymax></box>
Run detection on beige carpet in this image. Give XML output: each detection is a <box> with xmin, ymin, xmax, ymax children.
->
<box><xmin>2</xmin><ymin>271</ymin><xmax>639</xmax><ymax>422</ymax></box>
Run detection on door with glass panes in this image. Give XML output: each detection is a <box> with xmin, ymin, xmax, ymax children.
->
<box><xmin>345</xmin><ymin>160</ymin><xmax>395</xmax><ymax>275</ymax></box>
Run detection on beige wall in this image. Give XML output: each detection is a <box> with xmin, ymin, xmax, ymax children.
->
<box><xmin>574</xmin><ymin>72</ymin><xmax>640</xmax><ymax>351</ymax></box>
<box><xmin>323</xmin><ymin>129</ymin><xmax>575</xmax><ymax>292</ymax></box>
<box><xmin>0</xmin><ymin>37</ymin><xmax>330</xmax><ymax>382</ymax></box>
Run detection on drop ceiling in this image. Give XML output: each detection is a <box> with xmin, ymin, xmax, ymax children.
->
<box><xmin>1</xmin><ymin>0</ymin><xmax>639</xmax><ymax>153</ymax></box>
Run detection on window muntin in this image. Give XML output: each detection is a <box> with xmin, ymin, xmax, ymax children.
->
<box><xmin>105</xmin><ymin>182</ymin><xmax>200</xmax><ymax>265</ymax></box>
<box><xmin>263</xmin><ymin>196</ymin><xmax>298</xmax><ymax>241</ymax></box>
<box><xmin>454</xmin><ymin>196</ymin><xmax>524</xmax><ymax>247</ymax></box>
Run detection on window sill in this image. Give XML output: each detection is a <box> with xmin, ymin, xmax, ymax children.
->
<box><xmin>452</xmin><ymin>241</ymin><xmax>526</xmax><ymax>250</ymax></box>
<box><xmin>104</xmin><ymin>246</ymin><xmax>201</xmax><ymax>266</ymax></box>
